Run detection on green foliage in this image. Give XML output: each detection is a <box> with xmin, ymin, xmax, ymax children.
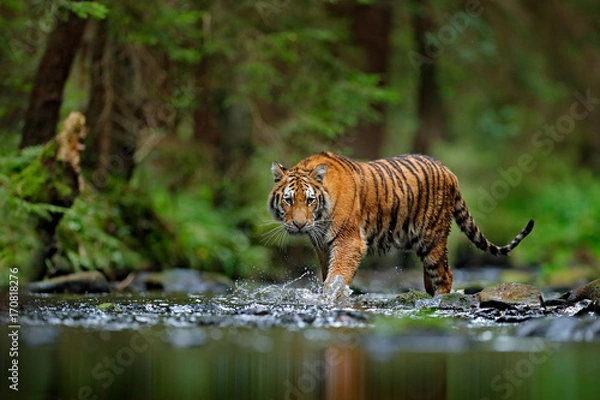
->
<box><xmin>66</xmin><ymin>1</ymin><xmax>109</xmax><ymax>19</ymax></box>
<box><xmin>150</xmin><ymin>186</ymin><xmax>270</xmax><ymax>277</ymax></box>
<box><xmin>0</xmin><ymin>186</ymin><xmax>43</xmax><ymax>284</ymax></box>
<box><xmin>280</xmin><ymin>70</ymin><xmax>398</xmax><ymax>139</ymax></box>
<box><xmin>53</xmin><ymin>190</ymin><xmax>151</xmax><ymax>275</ymax></box>
<box><xmin>11</xmin><ymin>142</ymin><xmax>68</xmax><ymax>201</ymax></box>
<box><xmin>0</xmin><ymin>146</ymin><xmax>131</xmax><ymax>280</ymax></box>
<box><xmin>435</xmin><ymin>139</ymin><xmax>600</xmax><ymax>281</ymax></box>
<box><xmin>1</xmin><ymin>178</ymin><xmax>188</xmax><ymax>282</ymax></box>
<box><xmin>227</xmin><ymin>19</ymin><xmax>399</xmax><ymax>139</ymax></box>
<box><xmin>0</xmin><ymin>139</ymin><xmax>185</xmax><ymax>281</ymax></box>
<box><xmin>519</xmin><ymin>170</ymin><xmax>600</xmax><ymax>275</ymax></box>
<box><xmin>108</xmin><ymin>0</ymin><xmax>203</xmax><ymax>62</ymax></box>
<box><xmin>0</xmin><ymin>145</ymin><xmax>69</xmax><ymax>283</ymax></box>
<box><xmin>2</xmin><ymin>0</ymin><xmax>600</xmax><ymax>286</ymax></box>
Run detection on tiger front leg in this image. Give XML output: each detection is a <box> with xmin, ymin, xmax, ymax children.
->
<box><xmin>323</xmin><ymin>233</ymin><xmax>367</xmax><ymax>292</ymax></box>
<box><xmin>314</xmin><ymin>247</ymin><xmax>330</xmax><ymax>283</ymax></box>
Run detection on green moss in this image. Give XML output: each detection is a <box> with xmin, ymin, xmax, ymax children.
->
<box><xmin>10</xmin><ymin>139</ymin><xmax>76</xmax><ymax>205</ymax></box>
<box><xmin>392</xmin><ymin>289</ymin><xmax>432</xmax><ymax>307</ymax></box>
<box><xmin>97</xmin><ymin>303</ymin><xmax>123</xmax><ymax>312</ymax></box>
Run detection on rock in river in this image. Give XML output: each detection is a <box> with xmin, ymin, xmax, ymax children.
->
<box><xmin>568</xmin><ymin>278</ymin><xmax>600</xmax><ymax>303</ymax></box>
<box><xmin>438</xmin><ymin>292</ymin><xmax>478</xmax><ymax>311</ymax></box>
<box><xmin>479</xmin><ymin>282</ymin><xmax>543</xmax><ymax>309</ymax></box>
<box><xmin>392</xmin><ymin>289</ymin><xmax>432</xmax><ymax>307</ymax></box>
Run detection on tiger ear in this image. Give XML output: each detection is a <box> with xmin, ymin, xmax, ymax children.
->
<box><xmin>312</xmin><ymin>164</ymin><xmax>326</xmax><ymax>183</ymax></box>
<box><xmin>271</xmin><ymin>162</ymin><xmax>287</xmax><ymax>183</ymax></box>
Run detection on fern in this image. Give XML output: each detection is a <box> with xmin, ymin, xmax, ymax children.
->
<box><xmin>8</xmin><ymin>194</ymin><xmax>69</xmax><ymax>220</ymax></box>
<box><xmin>0</xmin><ymin>144</ymin><xmax>44</xmax><ymax>173</ymax></box>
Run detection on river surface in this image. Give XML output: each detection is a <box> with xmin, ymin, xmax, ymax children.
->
<box><xmin>1</xmin><ymin>279</ymin><xmax>599</xmax><ymax>400</ymax></box>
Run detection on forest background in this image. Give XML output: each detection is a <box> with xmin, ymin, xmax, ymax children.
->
<box><xmin>1</xmin><ymin>0</ymin><xmax>599</xmax><ymax>287</ymax></box>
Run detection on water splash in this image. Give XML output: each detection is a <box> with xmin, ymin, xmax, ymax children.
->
<box><xmin>228</xmin><ymin>272</ymin><xmax>359</xmax><ymax>308</ymax></box>
<box><xmin>323</xmin><ymin>275</ymin><xmax>353</xmax><ymax>304</ymax></box>
<box><xmin>228</xmin><ymin>271</ymin><xmax>323</xmax><ymax>305</ymax></box>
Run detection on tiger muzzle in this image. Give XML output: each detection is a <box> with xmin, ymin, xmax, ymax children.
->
<box><xmin>285</xmin><ymin>209</ymin><xmax>312</xmax><ymax>234</ymax></box>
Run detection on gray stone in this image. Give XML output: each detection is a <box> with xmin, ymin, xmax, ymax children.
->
<box><xmin>438</xmin><ymin>292</ymin><xmax>478</xmax><ymax>310</ymax></box>
<box><xmin>479</xmin><ymin>282</ymin><xmax>543</xmax><ymax>309</ymax></box>
<box><xmin>393</xmin><ymin>289</ymin><xmax>432</xmax><ymax>307</ymax></box>
<box><xmin>568</xmin><ymin>278</ymin><xmax>600</xmax><ymax>303</ymax></box>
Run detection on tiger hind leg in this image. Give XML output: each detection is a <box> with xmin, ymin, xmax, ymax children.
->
<box><xmin>420</xmin><ymin>242</ymin><xmax>453</xmax><ymax>296</ymax></box>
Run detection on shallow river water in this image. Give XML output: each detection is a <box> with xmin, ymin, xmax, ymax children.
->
<box><xmin>1</xmin><ymin>279</ymin><xmax>599</xmax><ymax>400</ymax></box>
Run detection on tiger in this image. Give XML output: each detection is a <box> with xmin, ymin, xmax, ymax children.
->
<box><xmin>267</xmin><ymin>151</ymin><xmax>534</xmax><ymax>296</ymax></box>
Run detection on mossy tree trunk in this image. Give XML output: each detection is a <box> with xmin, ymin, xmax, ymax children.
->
<box><xmin>17</xmin><ymin>3</ymin><xmax>88</xmax><ymax>279</ymax></box>
<box><xmin>17</xmin><ymin>113</ymin><xmax>87</xmax><ymax>280</ymax></box>
<box><xmin>20</xmin><ymin>7</ymin><xmax>87</xmax><ymax>149</ymax></box>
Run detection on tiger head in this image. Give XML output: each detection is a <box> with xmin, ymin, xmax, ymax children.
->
<box><xmin>268</xmin><ymin>162</ymin><xmax>330</xmax><ymax>236</ymax></box>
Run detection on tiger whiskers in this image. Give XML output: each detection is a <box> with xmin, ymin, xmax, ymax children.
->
<box><xmin>307</xmin><ymin>219</ymin><xmax>332</xmax><ymax>248</ymax></box>
<box><xmin>258</xmin><ymin>220</ymin><xmax>281</xmax><ymax>227</ymax></box>
<box><xmin>261</xmin><ymin>224</ymin><xmax>289</xmax><ymax>247</ymax></box>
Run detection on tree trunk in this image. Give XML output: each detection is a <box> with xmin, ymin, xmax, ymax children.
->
<box><xmin>108</xmin><ymin>44</ymin><xmax>140</xmax><ymax>182</ymax></box>
<box><xmin>84</xmin><ymin>19</ymin><xmax>140</xmax><ymax>190</ymax></box>
<box><xmin>349</xmin><ymin>1</ymin><xmax>393</xmax><ymax>159</ymax></box>
<box><xmin>20</xmin><ymin>9</ymin><xmax>87</xmax><ymax>148</ymax></box>
<box><xmin>214</xmin><ymin>90</ymin><xmax>253</xmax><ymax>208</ymax></box>
<box><xmin>193</xmin><ymin>54</ymin><xmax>219</xmax><ymax>149</ymax></box>
<box><xmin>411</xmin><ymin>0</ymin><xmax>447</xmax><ymax>154</ymax></box>
<box><xmin>82</xmin><ymin>19</ymin><xmax>108</xmax><ymax>177</ymax></box>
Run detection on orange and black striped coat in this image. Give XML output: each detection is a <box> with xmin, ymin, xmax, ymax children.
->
<box><xmin>268</xmin><ymin>151</ymin><xmax>533</xmax><ymax>295</ymax></box>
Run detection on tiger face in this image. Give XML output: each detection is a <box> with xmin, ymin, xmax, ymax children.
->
<box><xmin>268</xmin><ymin>162</ymin><xmax>330</xmax><ymax>237</ymax></box>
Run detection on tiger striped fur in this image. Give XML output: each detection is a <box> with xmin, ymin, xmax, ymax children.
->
<box><xmin>268</xmin><ymin>151</ymin><xmax>534</xmax><ymax>296</ymax></box>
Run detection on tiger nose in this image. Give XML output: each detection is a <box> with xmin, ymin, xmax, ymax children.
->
<box><xmin>293</xmin><ymin>221</ymin><xmax>306</xmax><ymax>230</ymax></box>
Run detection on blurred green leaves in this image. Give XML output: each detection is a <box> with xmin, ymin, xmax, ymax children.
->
<box><xmin>523</xmin><ymin>171</ymin><xmax>600</xmax><ymax>274</ymax></box>
<box><xmin>150</xmin><ymin>185</ymin><xmax>269</xmax><ymax>278</ymax></box>
<box><xmin>67</xmin><ymin>1</ymin><xmax>109</xmax><ymax>20</ymax></box>
<box><xmin>1</xmin><ymin>0</ymin><xmax>599</xmax><ymax>286</ymax></box>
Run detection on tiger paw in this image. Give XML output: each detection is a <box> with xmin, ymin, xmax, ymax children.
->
<box><xmin>323</xmin><ymin>274</ymin><xmax>353</xmax><ymax>303</ymax></box>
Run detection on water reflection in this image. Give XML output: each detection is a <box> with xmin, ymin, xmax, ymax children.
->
<box><xmin>1</xmin><ymin>288</ymin><xmax>598</xmax><ymax>400</ymax></box>
<box><xmin>6</xmin><ymin>325</ymin><xmax>597</xmax><ymax>400</ymax></box>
